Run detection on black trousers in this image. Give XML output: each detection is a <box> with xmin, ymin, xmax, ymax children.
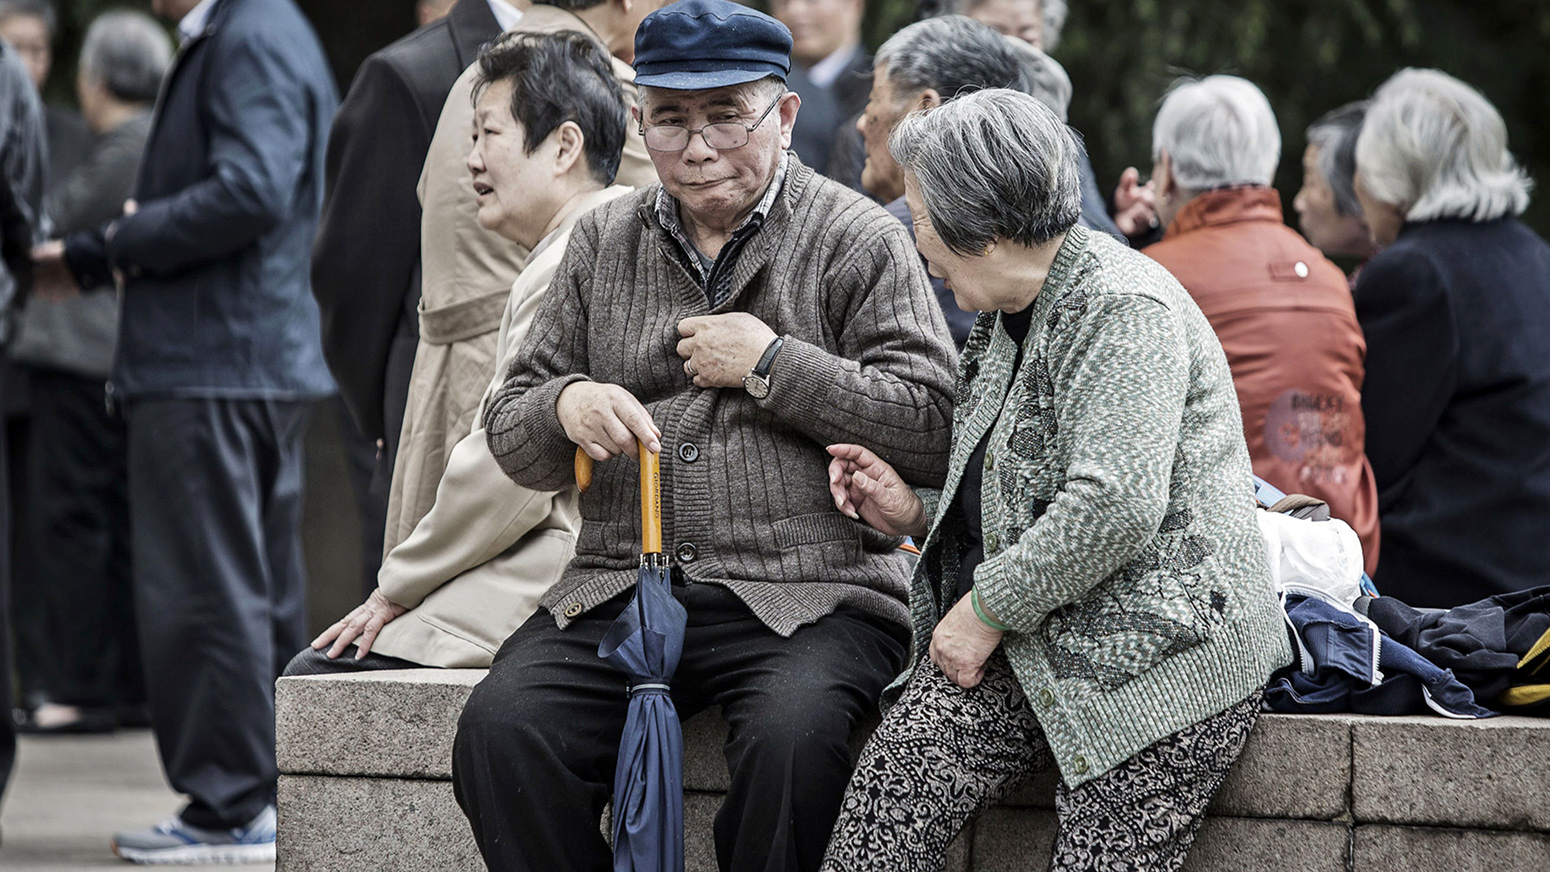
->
<box><xmin>29</xmin><ymin>368</ymin><xmax>141</xmax><ymax>710</ymax></box>
<box><xmin>453</xmin><ymin>583</ymin><xmax>908</xmax><ymax>872</ymax></box>
<box><xmin>126</xmin><ymin>397</ymin><xmax>311</xmax><ymax>829</ymax></box>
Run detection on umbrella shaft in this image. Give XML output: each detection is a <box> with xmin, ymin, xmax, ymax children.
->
<box><xmin>640</xmin><ymin>445</ymin><xmax>662</xmax><ymax>555</ymax></box>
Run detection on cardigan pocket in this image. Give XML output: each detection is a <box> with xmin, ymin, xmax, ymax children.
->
<box><xmin>774</xmin><ymin>512</ymin><xmax>864</xmax><ymax>567</ymax></box>
<box><xmin>1038</xmin><ymin>525</ymin><xmax>1222</xmax><ymax>696</ymax></box>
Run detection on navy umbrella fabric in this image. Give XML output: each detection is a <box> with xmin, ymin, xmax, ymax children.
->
<box><xmin>579</xmin><ymin>445</ymin><xmax>689</xmax><ymax>872</ymax></box>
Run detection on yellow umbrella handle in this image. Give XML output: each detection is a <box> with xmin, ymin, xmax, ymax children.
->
<box><xmin>573</xmin><ymin>444</ymin><xmax>662</xmax><ymax>557</ymax></box>
<box><xmin>640</xmin><ymin>441</ymin><xmax>662</xmax><ymax>556</ymax></box>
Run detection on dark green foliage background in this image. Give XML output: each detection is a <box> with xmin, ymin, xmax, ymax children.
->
<box><xmin>44</xmin><ymin>1</ymin><xmax>1550</xmax><ymax>236</ymax></box>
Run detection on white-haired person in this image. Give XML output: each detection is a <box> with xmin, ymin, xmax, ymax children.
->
<box><xmin>1351</xmin><ymin>68</ymin><xmax>1550</xmax><ymax>608</ymax></box>
<box><xmin>820</xmin><ymin>88</ymin><xmax>1289</xmax><ymax>872</ymax></box>
<box><xmin>1141</xmin><ymin>75</ymin><xmax>1380</xmax><ymax>574</ymax></box>
<box><xmin>1295</xmin><ymin>101</ymin><xmax>1377</xmax><ymax>279</ymax></box>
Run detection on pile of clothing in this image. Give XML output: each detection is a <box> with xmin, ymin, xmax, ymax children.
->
<box><xmin>1251</xmin><ymin>478</ymin><xmax>1550</xmax><ymax>718</ymax></box>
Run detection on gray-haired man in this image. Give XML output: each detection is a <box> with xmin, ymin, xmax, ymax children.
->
<box><xmin>454</xmin><ymin>1</ymin><xmax>957</xmax><ymax>869</ymax></box>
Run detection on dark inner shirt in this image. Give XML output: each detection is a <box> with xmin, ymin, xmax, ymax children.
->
<box><xmin>953</xmin><ymin>302</ymin><xmax>1036</xmax><ymax>601</ymax></box>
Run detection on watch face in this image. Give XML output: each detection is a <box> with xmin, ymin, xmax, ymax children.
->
<box><xmin>743</xmin><ymin>375</ymin><xmax>770</xmax><ymax>398</ymax></box>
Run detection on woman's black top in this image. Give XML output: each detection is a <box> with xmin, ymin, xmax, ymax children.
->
<box><xmin>953</xmin><ymin>302</ymin><xmax>1036</xmax><ymax>601</ymax></box>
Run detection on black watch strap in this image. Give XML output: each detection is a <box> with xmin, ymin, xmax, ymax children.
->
<box><xmin>753</xmin><ymin>336</ymin><xmax>784</xmax><ymax>377</ymax></box>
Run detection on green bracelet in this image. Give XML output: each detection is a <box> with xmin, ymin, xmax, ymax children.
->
<box><xmin>971</xmin><ymin>588</ymin><xmax>1011</xmax><ymax>632</ymax></box>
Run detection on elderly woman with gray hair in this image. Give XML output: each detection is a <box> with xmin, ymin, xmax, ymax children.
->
<box><xmin>820</xmin><ymin>89</ymin><xmax>1289</xmax><ymax>872</ymax></box>
<box><xmin>1350</xmin><ymin>68</ymin><xmax>1550</xmax><ymax>608</ymax></box>
<box><xmin>858</xmin><ymin>15</ymin><xmax>1112</xmax><ymax>345</ymax></box>
<box><xmin>1295</xmin><ymin>101</ymin><xmax>1376</xmax><ymax>271</ymax></box>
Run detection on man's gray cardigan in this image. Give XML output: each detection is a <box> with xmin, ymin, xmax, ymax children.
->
<box><xmin>485</xmin><ymin>158</ymin><xmax>958</xmax><ymax>635</ymax></box>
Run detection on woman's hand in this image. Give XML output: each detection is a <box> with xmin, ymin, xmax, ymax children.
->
<box><xmin>312</xmin><ymin>589</ymin><xmax>408</xmax><ymax>660</ymax></box>
<box><xmin>930</xmin><ymin>593</ymin><xmax>1004</xmax><ymax>688</ymax></box>
<box><xmin>826</xmin><ymin>444</ymin><xmax>928</xmax><ymax>538</ymax></box>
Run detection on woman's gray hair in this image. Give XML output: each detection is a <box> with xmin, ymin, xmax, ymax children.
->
<box><xmin>1151</xmin><ymin>75</ymin><xmax>1281</xmax><ymax>191</ymax></box>
<box><xmin>875</xmin><ymin>16</ymin><xmax>1031</xmax><ymax>105</ymax></box>
<box><xmin>1354</xmin><ymin>68</ymin><xmax>1531</xmax><ymax>223</ymax></box>
<box><xmin>1305</xmin><ymin>101</ymin><xmax>1368</xmax><ymax>217</ymax></box>
<box><xmin>890</xmin><ymin>88</ymin><xmax>1081</xmax><ymax>255</ymax></box>
<box><xmin>1010</xmin><ymin>39</ymin><xmax>1071</xmax><ymax>122</ymax></box>
<box><xmin>80</xmin><ymin>11</ymin><xmax>173</xmax><ymax>105</ymax></box>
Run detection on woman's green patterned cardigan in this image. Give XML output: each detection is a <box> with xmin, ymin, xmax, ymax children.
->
<box><xmin>905</xmin><ymin>225</ymin><xmax>1292</xmax><ymax>788</ymax></box>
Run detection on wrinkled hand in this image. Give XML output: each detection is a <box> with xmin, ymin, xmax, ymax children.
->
<box><xmin>30</xmin><ymin>241</ymin><xmax>79</xmax><ymax>302</ymax></box>
<box><xmin>1112</xmin><ymin>167</ymin><xmax>1158</xmax><ymax>238</ymax></box>
<box><xmin>930</xmin><ymin>593</ymin><xmax>1004</xmax><ymax>688</ymax></box>
<box><xmin>557</xmin><ymin>381</ymin><xmax>661</xmax><ymax>461</ymax></box>
<box><xmin>826</xmin><ymin>443</ymin><xmax>928</xmax><ymax>539</ymax></box>
<box><xmin>676</xmin><ymin>313</ymin><xmax>777</xmax><ymax>389</ymax></box>
<box><xmin>312</xmin><ymin>588</ymin><xmax>408</xmax><ymax>659</ymax></box>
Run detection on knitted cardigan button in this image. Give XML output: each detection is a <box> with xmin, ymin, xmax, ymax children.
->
<box><xmin>1072</xmin><ymin>755</ymin><xmax>1089</xmax><ymax>775</ymax></box>
<box><xmin>678</xmin><ymin>442</ymin><xmax>699</xmax><ymax>463</ymax></box>
<box><xmin>676</xmin><ymin>542</ymin><xmax>699</xmax><ymax>562</ymax></box>
<box><xmin>1038</xmin><ymin>688</ymin><xmax>1055</xmax><ymax>708</ymax></box>
<box><xmin>563</xmin><ymin>602</ymin><xmax>584</xmax><ymax>618</ymax></box>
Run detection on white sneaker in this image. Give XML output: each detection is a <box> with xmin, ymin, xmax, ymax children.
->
<box><xmin>111</xmin><ymin>805</ymin><xmax>277</xmax><ymax>865</ymax></box>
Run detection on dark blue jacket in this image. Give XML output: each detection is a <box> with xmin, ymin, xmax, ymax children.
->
<box><xmin>64</xmin><ymin>0</ymin><xmax>337</xmax><ymax>400</ymax></box>
<box><xmin>1355</xmin><ymin>218</ymin><xmax>1550</xmax><ymax>607</ymax></box>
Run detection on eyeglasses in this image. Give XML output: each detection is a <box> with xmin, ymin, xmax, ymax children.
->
<box><xmin>640</xmin><ymin>93</ymin><xmax>784</xmax><ymax>153</ymax></box>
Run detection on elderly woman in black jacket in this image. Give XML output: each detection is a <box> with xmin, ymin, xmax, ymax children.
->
<box><xmin>1352</xmin><ymin>68</ymin><xmax>1550</xmax><ymax>607</ymax></box>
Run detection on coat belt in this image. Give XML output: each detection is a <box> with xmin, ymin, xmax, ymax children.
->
<box><xmin>418</xmin><ymin>288</ymin><xmax>508</xmax><ymax>345</ymax></box>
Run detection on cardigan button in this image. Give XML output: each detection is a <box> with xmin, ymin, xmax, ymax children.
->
<box><xmin>1038</xmin><ymin>688</ymin><xmax>1055</xmax><ymax>708</ymax></box>
<box><xmin>563</xmin><ymin>602</ymin><xmax>584</xmax><ymax>618</ymax></box>
<box><xmin>1072</xmin><ymin>755</ymin><xmax>1089</xmax><ymax>775</ymax></box>
<box><xmin>676</xmin><ymin>542</ymin><xmax>698</xmax><ymax>563</ymax></box>
<box><xmin>984</xmin><ymin>451</ymin><xmax>996</xmax><ymax>471</ymax></box>
<box><xmin>985</xmin><ymin>532</ymin><xmax>1000</xmax><ymax>551</ymax></box>
<box><xmin>678</xmin><ymin>442</ymin><xmax>699</xmax><ymax>463</ymax></box>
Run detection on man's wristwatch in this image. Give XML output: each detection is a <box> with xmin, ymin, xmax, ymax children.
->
<box><xmin>742</xmin><ymin>337</ymin><xmax>785</xmax><ymax>399</ymax></box>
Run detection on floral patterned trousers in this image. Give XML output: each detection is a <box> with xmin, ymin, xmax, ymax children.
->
<box><xmin>820</xmin><ymin>652</ymin><xmax>1262</xmax><ymax>872</ymax></box>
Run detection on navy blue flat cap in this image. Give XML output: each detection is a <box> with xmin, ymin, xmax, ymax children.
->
<box><xmin>633</xmin><ymin>0</ymin><xmax>792</xmax><ymax>91</ymax></box>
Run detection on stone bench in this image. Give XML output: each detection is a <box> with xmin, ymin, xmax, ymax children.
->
<box><xmin>275</xmin><ymin>669</ymin><xmax>1550</xmax><ymax>871</ymax></box>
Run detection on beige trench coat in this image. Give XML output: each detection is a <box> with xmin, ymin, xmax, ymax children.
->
<box><xmin>372</xmin><ymin>185</ymin><xmax>637</xmax><ymax>667</ymax></box>
<box><xmin>384</xmin><ymin>4</ymin><xmax>656</xmax><ymax>555</ymax></box>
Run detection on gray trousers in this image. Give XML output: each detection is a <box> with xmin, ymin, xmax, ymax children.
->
<box><xmin>126</xmin><ymin>397</ymin><xmax>311</xmax><ymax>829</ymax></box>
<box><xmin>821</xmin><ymin>653</ymin><xmax>1261</xmax><ymax>872</ymax></box>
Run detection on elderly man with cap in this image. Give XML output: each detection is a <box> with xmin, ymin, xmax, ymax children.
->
<box><xmin>452</xmin><ymin>1</ymin><xmax>958</xmax><ymax>869</ymax></box>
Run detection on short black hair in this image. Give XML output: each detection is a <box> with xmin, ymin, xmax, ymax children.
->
<box><xmin>473</xmin><ymin>30</ymin><xmax>626</xmax><ymax>187</ymax></box>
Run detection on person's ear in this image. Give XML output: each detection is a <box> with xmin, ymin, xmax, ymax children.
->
<box><xmin>777</xmin><ymin>90</ymin><xmax>801</xmax><ymax>149</ymax></box>
<box><xmin>1156</xmin><ymin>150</ymin><xmax>1176</xmax><ymax>201</ymax></box>
<box><xmin>630</xmin><ymin>102</ymin><xmax>643</xmax><ymax>128</ymax></box>
<box><xmin>553</xmin><ymin>121</ymin><xmax>586</xmax><ymax>176</ymax></box>
<box><xmin>916</xmin><ymin>89</ymin><xmax>942</xmax><ymax>112</ymax></box>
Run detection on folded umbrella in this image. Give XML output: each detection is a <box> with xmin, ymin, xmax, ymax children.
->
<box><xmin>577</xmin><ymin>445</ymin><xmax>689</xmax><ymax>872</ymax></box>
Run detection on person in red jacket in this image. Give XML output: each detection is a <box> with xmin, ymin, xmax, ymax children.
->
<box><xmin>1141</xmin><ymin>75</ymin><xmax>1380</xmax><ymax>573</ymax></box>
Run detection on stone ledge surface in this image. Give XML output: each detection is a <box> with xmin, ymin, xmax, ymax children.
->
<box><xmin>276</xmin><ymin>669</ymin><xmax>482</xmax><ymax>779</ymax></box>
<box><xmin>972</xmin><ymin>809</ymin><xmax>1350</xmax><ymax>872</ymax></box>
<box><xmin>278</xmin><ymin>774</ymin><xmax>481</xmax><ymax>872</ymax></box>
<box><xmin>1353</xmin><ymin>824</ymin><xmax>1550</xmax><ymax>872</ymax></box>
<box><xmin>1352</xmin><ymin>715</ymin><xmax>1549</xmax><ymax>833</ymax></box>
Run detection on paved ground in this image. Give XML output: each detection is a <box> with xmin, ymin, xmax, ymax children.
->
<box><xmin>0</xmin><ymin>731</ymin><xmax>274</xmax><ymax>871</ymax></box>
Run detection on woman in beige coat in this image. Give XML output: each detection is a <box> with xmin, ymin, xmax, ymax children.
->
<box><xmin>287</xmin><ymin>30</ymin><xmax>643</xmax><ymax>673</ymax></box>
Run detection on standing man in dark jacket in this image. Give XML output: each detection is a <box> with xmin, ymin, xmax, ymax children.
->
<box><xmin>309</xmin><ymin>0</ymin><xmax>508</xmax><ymax>577</ymax></box>
<box><xmin>42</xmin><ymin>0</ymin><xmax>337</xmax><ymax>862</ymax></box>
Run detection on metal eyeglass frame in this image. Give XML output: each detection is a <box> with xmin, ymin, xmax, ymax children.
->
<box><xmin>639</xmin><ymin>92</ymin><xmax>785</xmax><ymax>153</ymax></box>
